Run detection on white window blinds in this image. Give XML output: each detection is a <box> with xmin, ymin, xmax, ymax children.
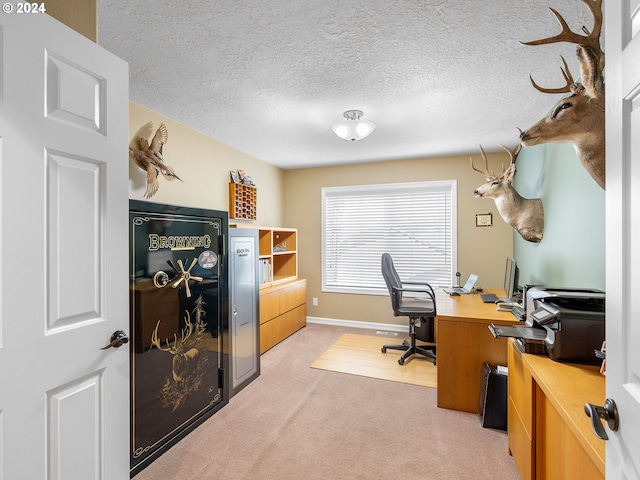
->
<box><xmin>322</xmin><ymin>180</ymin><xmax>456</xmax><ymax>294</ymax></box>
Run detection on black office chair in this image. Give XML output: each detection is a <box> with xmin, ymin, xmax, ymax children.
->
<box><xmin>380</xmin><ymin>253</ymin><xmax>437</xmax><ymax>365</ymax></box>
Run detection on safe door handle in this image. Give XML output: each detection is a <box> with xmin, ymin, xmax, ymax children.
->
<box><xmin>584</xmin><ymin>398</ymin><xmax>619</xmax><ymax>440</ymax></box>
<box><xmin>101</xmin><ymin>330</ymin><xmax>129</xmax><ymax>350</ymax></box>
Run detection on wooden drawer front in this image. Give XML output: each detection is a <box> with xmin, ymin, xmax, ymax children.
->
<box><xmin>536</xmin><ymin>388</ymin><xmax>603</xmax><ymax>480</ymax></box>
<box><xmin>279</xmin><ymin>280</ymin><xmax>306</xmax><ymax>312</ymax></box>
<box><xmin>260</xmin><ymin>290</ymin><xmax>280</xmax><ymax>324</ymax></box>
<box><xmin>509</xmin><ymin>341</ymin><xmax>533</xmax><ymax>438</ymax></box>
<box><xmin>260</xmin><ymin>318</ymin><xmax>280</xmax><ymax>354</ymax></box>
<box><xmin>508</xmin><ymin>396</ymin><xmax>534</xmax><ymax>480</ymax></box>
<box><xmin>279</xmin><ymin>304</ymin><xmax>306</xmax><ymax>341</ymax></box>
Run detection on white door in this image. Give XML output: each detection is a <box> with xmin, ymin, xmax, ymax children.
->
<box><xmin>0</xmin><ymin>14</ymin><xmax>129</xmax><ymax>480</ymax></box>
<box><xmin>605</xmin><ymin>0</ymin><xmax>640</xmax><ymax>477</ymax></box>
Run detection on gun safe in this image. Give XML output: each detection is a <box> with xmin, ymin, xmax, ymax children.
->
<box><xmin>129</xmin><ymin>200</ymin><xmax>229</xmax><ymax>475</ymax></box>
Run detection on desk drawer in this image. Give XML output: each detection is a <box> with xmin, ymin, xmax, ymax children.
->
<box><xmin>508</xmin><ymin>396</ymin><xmax>534</xmax><ymax>480</ymax></box>
<box><xmin>508</xmin><ymin>340</ymin><xmax>533</xmax><ymax>437</ymax></box>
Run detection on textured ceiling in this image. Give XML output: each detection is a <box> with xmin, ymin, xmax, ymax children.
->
<box><xmin>98</xmin><ymin>0</ymin><xmax>597</xmax><ymax>170</ymax></box>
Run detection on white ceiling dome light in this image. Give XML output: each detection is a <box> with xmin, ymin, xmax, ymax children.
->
<box><xmin>331</xmin><ymin>110</ymin><xmax>376</xmax><ymax>142</ymax></box>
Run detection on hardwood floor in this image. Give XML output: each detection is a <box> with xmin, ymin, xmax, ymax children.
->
<box><xmin>310</xmin><ymin>333</ymin><xmax>437</xmax><ymax>388</ymax></box>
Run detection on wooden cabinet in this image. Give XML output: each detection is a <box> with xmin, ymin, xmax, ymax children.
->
<box><xmin>535</xmin><ymin>386</ymin><xmax>604</xmax><ymax>479</ymax></box>
<box><xmin>508</xmin><ymin>340</ymin><xmax>535</xmax><ymax>480</ymax></box>
<box><xmin>259</xmin><ymin>279</ymin><xmax>307</xmax><ymax>354</ymax></box>
<box><xmin>435</xmin><ymin>289</ymin><xmax>519</xmax><ymax>412</ymax></box>
<box><xmin>507</xmin><ymin>339</ymin><xmax>605</xmax><ymax>480</ymax></box>
<box><xmin>230</xmin><ymin>225</ymin><xmax>305</xmax><ymax>353</ymax></box>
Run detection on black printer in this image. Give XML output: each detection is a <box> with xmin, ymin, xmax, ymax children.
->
<box><xmin>489</xmin><ymin>286</ymin><xmax>605</xmax><ymax>364</ymax></box>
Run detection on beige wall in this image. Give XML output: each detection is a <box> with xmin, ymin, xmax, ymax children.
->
<box><xmin>129</xmin><ymin>102</ymin><xmax>284</xmax><ymax>225</ymax></box>
<box><xmin>46</xmin><ymin>0</ymin><xmax>97</xmax><ymax>41</ymax></box>
<box><xmin>283</xmin><ymin>154</ymin><xmax>513</xmax><ymax>327</ymax></box>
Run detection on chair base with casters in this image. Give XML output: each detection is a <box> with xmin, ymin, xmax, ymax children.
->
<box><xmin>381</xmin><ymin>316</ymin><xmax>437</xmax><ymax>365</ymax></box>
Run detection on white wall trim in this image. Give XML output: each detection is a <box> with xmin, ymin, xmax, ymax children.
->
<box><xmin>306</xmin><ymin>316</ymin><xmax>406</xmax><ymax>333</ymax></box>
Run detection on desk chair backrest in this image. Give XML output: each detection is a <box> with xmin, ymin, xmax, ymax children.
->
<box><xmin>381</xmin><ymin>253</ymin><xmax>403</xmax><ymax>314</ymax></box>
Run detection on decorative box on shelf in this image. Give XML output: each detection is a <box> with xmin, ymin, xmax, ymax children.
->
<box><xmin>229</xmin><ymin>182</ymin><xmax>257</xmax><ymax>220</ymax></box>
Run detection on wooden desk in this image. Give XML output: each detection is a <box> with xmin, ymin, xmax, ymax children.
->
<box><xmin>508</xmin><ymin>339</ymin><xmax>605</xmax><ymax>479</ymax></box>
<box><xmin>436</xmin><ymin>288</ymin><xmax>519</xmax><ymax>412</ymax></box>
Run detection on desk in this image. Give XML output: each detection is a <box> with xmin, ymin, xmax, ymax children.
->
<box><xmin>508</xmin><ymin>339</ymin><xmax>605</xmax><ymax>479</ymax></box>
<box><xmin>435</xmin><ymin>288</ymin><xmax>519</xmax><ymax>413</ymax></box>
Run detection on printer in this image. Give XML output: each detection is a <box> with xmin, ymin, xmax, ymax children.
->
<box><xmin>489</xmin><ymin>286</ymin><xmax>605</xmax><ymax>364</ymax></box>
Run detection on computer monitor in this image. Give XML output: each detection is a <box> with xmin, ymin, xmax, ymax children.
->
<box><xmin>504</xmin><ymin>257</ymin><xmax>519</xmax><ymax>301</ymax></box>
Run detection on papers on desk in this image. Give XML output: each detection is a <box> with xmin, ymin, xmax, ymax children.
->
<box><xmin>496</xmin><ymin>301</ymin><xmax>518</xmax><ymax>312</ymax></box>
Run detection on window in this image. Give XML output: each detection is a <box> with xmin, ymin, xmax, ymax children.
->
<box><xmin>322</xmin><ymin>180</ymin><xmax>456</xmax><ymax>295</ymax></box>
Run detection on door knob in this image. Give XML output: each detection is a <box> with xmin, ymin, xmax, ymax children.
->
<box><xmin>101</xmin><ymin>330</ymin><xmax>129</xmax><ymax>350</ymax></box>
<box><xmin>584</xmin><ymin>398</ymin><xmax>619</xmax><ymax>440</ymax></box>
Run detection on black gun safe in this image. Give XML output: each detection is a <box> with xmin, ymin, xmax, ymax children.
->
<box><xmin>129</xmin><ymin>200</ymin><xmax>229</xmax><ymax>476</ymax></box>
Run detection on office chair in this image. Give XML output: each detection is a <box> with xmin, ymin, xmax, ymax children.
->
<box><xmin>380</xmin><ymin>253</ymin><xmax>437</xmax><ymax>365</ymax></box>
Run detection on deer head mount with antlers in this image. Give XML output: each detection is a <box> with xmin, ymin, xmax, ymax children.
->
<box><xmin>518</xmin><ymin>0</ymin><xmax>605</xmax><ymax>190</ymax></box>
<box><xmin>471</xmin><ymin>144</ymin><xmax>544</xmax><ymax>243</ymax></box>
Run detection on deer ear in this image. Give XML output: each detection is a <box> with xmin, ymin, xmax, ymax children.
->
<box><xmin>576</xmin><ymin>46</ymin><xmax>603</xmax><ymax>98</ymax></box>
<box><xmin>505</xmin><ymin>164</ymin><xmax>517</xmax><ymax>182</ymax></box>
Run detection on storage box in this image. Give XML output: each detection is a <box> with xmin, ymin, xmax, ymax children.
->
<box><xmin>478</xmin><ymin>362</ymin><xmax>507</xmax><ymax>431</ymax></box>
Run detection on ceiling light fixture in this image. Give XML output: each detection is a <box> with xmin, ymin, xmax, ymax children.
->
<box><xmin>331</xmin><ymin>110</ymin><xmax>376</xmax><ymax>142</ymax></box>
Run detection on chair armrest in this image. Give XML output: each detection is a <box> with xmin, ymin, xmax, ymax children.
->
<box><xmin>401</xmin><ymin>281</ymin><xmax>436</xmax><ymax>300</ymax></box>
<box><xmin>391</xmin><ymin>285</ymin><xmax>437</xmax><ymax>316</ymax></box>
<box><xmin>397</xmin><ymin>286</ymin><xmax>434</xmax><ymax>297</ymax></box>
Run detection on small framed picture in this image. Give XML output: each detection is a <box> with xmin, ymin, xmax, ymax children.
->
<box><xmin>230</xmin><ymin>170</ymin><xmax>240</xmax><ymax>183</ymax></box>
<box><xmin>476</xmin><ymin>213</ymin><xmax>493</xmax><ymax>227</ymax></box>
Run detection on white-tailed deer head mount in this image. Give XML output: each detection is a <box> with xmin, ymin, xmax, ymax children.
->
<box><xmin>472</xmin><ymin>144</ymin><xmax>544</xmax><ymax>243</ymax></box>
<box><xmin>518</xmin><ymin>0</ymin><xmax>605</xmax><ymax>190</ymax></box>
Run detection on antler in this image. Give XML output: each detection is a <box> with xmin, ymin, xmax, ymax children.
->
<box><xmin>521</xmin><ymin>0</ymin><xmax>603</xmax><ymax>93</ymax></box>
<box><xmin>521</xmin><ymin>0</ymin><xmax>602</xmax><ymax>63</ymax></box>
<box><xmin>498</xmin><ymin>143</ymin><xmax>522</xmax><ymax>167</ymax></box>
<box><xmin>528</xmin><ymin>56</ymin><xmax>575</xmax><ymax>94</ymax></box>
<box><xmin>150</xmin><ymin>320</ymin><xmax>173</xmax><ymax>353</ymax></box>
<box><xmin>150</xmin><ymin>311</ymin><xmax>196</xmax><ymax>354</ymax></box>
<box><xmin>470</xmin><ymin>145</ymin><xmax>496</xmax><ymax>178</ymax></box>
<box><xmin>180</xmin><ymin>311</ymin><xmax>194</xmax><ymax>345</ymax></box>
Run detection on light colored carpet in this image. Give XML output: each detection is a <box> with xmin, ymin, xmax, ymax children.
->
<box><xmin>132</xmin><ymin>324</ymin><xmax>519</xmax><ymax>479</ymax></box>
<box><xmin>310</xmin><ymin>333</ymin><xmax>437</xmax><ymax>388</ymax></box>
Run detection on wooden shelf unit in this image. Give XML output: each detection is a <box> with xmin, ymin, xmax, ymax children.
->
<box><xmin>230</xmin><ymin>224</ymin><xmax>305</xmax><ymax>353</ymax></box>
<box><xmin>233</xmin><ymin>225</ymin><xmax>298</xmax><ymax>288</ymax></box>
<box><xmin>229</xmin><ymin>183</ymin><xmax>257</xmax><ymax>220</ymax></box>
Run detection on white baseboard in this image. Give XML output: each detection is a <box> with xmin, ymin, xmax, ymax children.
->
<box><xmin>306</xmin><ymin>316</ymin><xmax>406</xmax><ymax>333</ymax></box>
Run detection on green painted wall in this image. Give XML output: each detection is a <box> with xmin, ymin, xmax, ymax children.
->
<box><xmin>513</xmin><ymin>143</ymin><xmax>605</xmax><ymax>291</ymax></box>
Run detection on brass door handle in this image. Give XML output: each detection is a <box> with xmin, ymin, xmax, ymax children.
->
<box><xmin>101</xmin><ymin>330</ymin><xmax>129</xmax><ymax>350</ymax></box>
